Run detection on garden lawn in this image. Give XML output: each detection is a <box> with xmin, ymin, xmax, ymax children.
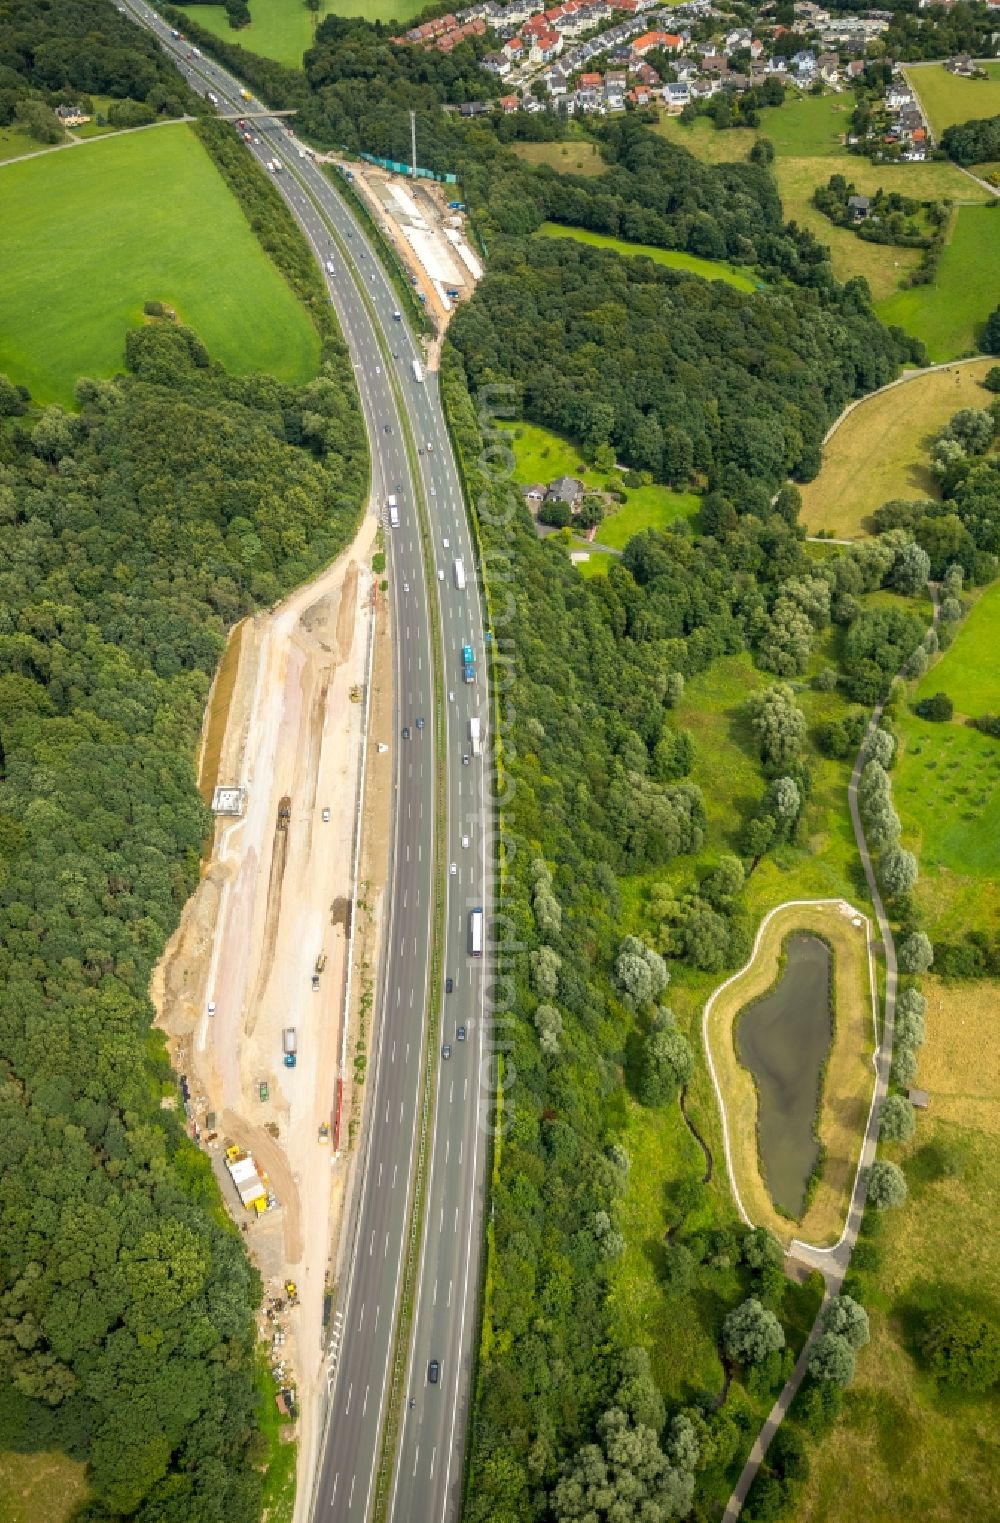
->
<box><xmin>180</xmin><ymin>0</ymin><xmax>425</xmax><ymax>65</ymax></box>
<box><xmin>796</xmin><ymin>976</ymin><xmax>1000</xmax><ymax>1523</ymax></box>
<box><xmin>799</xmin><ymin>358</ymin><xmax>997</xmax><ymax>538</ymax></box>
<box><xmin>595</xmin><ymin>485</ymin><xmax>700</xmax><ymax>548</ymax></box>
<box><xmin>876</xmin><ymin>205</ymin><xmax>1000</xmax><ymax>361</ymax></box>
<box><xmin>904</xmin><ymin>61</ymin><xmax>1000</xmax><ymax>138</ymax></box>
<box><xmin>535</xmin><ymin>222</ymin><xmax>760</xmax><ymax>291</ymax></box>
<box><xmin>511</xmin><ymin>139</ymin><xmax>607</xmax><ymax>176</ymax></box>
<box><xmin>0</xmin><ymin>123</ymin><xmax>320</xmax><ymax>407</ymax></box>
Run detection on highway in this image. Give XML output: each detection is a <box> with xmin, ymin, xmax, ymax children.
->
<box><xmin>120</xmin><ymin>9</ymin><xmax>491</xmax><ymax>1522</ymax></box>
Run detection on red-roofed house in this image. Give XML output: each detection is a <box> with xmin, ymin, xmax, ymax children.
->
<box><xmin>579</xmin><ymin>70</ymin><xmax>603</xmax><ymax>87</ymax></box>
<box><xmin>530</xmin><ymin>29</ymin><xmax>563</xmax><ymax>62</ymax></box>
<box><xmin>499</xmin><ymin>93</ymin><xmax>520</xmax><ymax>112</ymax></box>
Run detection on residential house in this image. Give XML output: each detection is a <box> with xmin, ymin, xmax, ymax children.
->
<box><xmin>544</xmin><ymin>476</ymin><xmax>585</xmax><ymax>507</ymax></box>
<box><xmin>817</xmin><ymin>51</ymin><xmax>840</xmax><ymax>83</ymax></box>
<box><xmin>523</xmin><ymin>484</ymin><xmax>547</xmax><ymax>508</ymax></box>
<box><xmin>749</xmin><ymin>37</ymin><xmax>764</xmax><ymax>59</ymax></box>
<box><xmin>530</xmin><ymin>29</ymin><xmax>564</xmax><ymax>62</ymax></box>
<box><xmin>724</xmin><ymin>27</ymin><xmax>752</xmax><ymax>51</ymax></box>
<box><xmin>664</xmin><ymin>80</ymin><xmax>690</xmax><ymax>109</ymax></box>
<box><xmin>701</xmin><ymin>53</ymin><xmax>729</xmax><ymax>74</ymax></box>
<box><xmin>847</xmin><ymin>194</ymin><xmax>870</xmax><ymax>222</ymax></box>
<box><xmin>483</xmin><ymin>50</ymin><xmax>512</xmax><ymax>74</ymax></box>
<box><xmin>846</xmin><ymin>59</ymin><xmax>865</xmax><ymax>80</ymax></box>
<box><xmin>503</xmin><ymin>36</ymin><xmax>526</xmax><ymax>60</ymax></box>
<box><xmin>55</xmin><ymin>103</ymin><xmax>90</xmax><ymax>126</ymax></box>
<box><xmin>791</xmin><ymin>49</ymin><xmax>816</xmax><ymax>75</ymax></box>
<box><xmin>946</xmin><ymin>54</ymin><xmax>975</xmax><ymax>75</ymax></box>
<box><xmin>498</xmin><ymin>92</ymin><xmax>521</xmax><ymax>111</ymax></box>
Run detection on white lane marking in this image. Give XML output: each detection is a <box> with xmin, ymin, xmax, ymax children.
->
<box><xmin>345</xmin><ymin>1383</ymin><xmax>353</xmax><ymax>1416</ymax></box>
<box><xmin>448</xmin><ymin>1279</ymin><xmax>453</xmax><ymax>1308</ymax></box>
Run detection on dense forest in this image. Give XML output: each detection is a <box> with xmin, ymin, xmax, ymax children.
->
<box><xmin>439</xmin><ymin>314</ymin><xmax>952</xmax><ymax>1516</ymax></box>
<box><xmin>0</xmin><ymin>0</ymin><xmax>196</xmax><ymax>139</ymax></box>
<box><xmin>448</xmin><ymin>121</ymin><xmax>919</xmax><ymax>495</ymax></box>
<box><xmin>0</xmin><ymin>324</ymin><xmax>365</xmax><ymax>1519</ymax></box>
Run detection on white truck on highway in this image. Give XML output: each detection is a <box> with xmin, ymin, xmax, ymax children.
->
<box><xmin>412</xmin><ymin>359</ymin><xmax>424</xmax><ymax>383</ymax></box>
<box><xmin>469</xmin><ymin>716</ymin><xmax>482</xmax><ymax>757</ymax></box>
<box><xmin>387</xmin><ymin>494</ymin><xmax>400</xmax><ymax>529</ymax></box>
<box><xmin>453</xmin><ymin>558</ymin><xmax>466</xmax><ymax>590</ymax></box>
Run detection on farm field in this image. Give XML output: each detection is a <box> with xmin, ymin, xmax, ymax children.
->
<box><xmin>796</xmin><ymin>973</ymin><xmax>1000</xmax><ymax>1523</ymax></box>
<box><xmin>876</xmin><ymin>206</ymin><xmax>1000</xmax><ymax>361</ymax></box>
<box><xmin>534</xmin><ymin>222</ymin><xmax>760</xmax><ymax>291</ymax></box>
<box><xmin>904</xmin><ymin>61</ymin><xmax>1000</xmax><ymax>138</ymax></box>
<box><xmin>511</xmin><ymin>139</ymin><xmax>607</xmax><ymax>176</ymax></box>
<box><xmin>799</xmin><ymin>358</ymin><xmax>996</xmax><ymax>538</ymax></box>
<box><xmin>179</xmin><ymin>0</ymin><xmax>424</xmax><ymax>65</ymax></box>
<box><xmin>0</xmin><ymin>123</ymin><xmax>320</xmax><ymax>407</ymax></box>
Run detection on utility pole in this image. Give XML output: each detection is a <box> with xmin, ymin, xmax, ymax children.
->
<box><xmin>410</xmin><ymin>109</ymin><xmax>417</xmax><ymax>179</ymax></box>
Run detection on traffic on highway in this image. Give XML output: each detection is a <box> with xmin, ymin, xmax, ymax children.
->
<box><xmin>120</xmin><ymin>7</ymin><xmax>491</xmax><ymax>1522</ymax></box>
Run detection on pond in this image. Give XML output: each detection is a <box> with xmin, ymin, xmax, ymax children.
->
<box><xmin>736</xmin><ymin>934</ymin><xmax>833</xmax><ymax>1219</ymax></box>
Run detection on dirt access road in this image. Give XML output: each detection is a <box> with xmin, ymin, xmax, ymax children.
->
<box><xmin>152</xmin><ymin>509</ymin><xmax>389</xmax><ymax>1489</ymax></box>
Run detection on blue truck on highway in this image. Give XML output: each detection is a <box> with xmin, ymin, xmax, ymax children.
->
<box><xmin>462</xmin><ymin>643</ymin><xmax>475</xmax><ymax>685</ymax></box>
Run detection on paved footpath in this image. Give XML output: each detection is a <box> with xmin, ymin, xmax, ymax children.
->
<box><xmin>721</xmin><ymin>587</ymin><xmax>940</xmax><ymax>1520</ymax></box>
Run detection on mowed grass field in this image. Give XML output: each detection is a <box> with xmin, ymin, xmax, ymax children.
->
<box><xmin>535</xmin><ymin>221</ymin><xmax>760</xmax><ymax>291</ymax></box>
<box><xmin>877</xmin><ymin>205</ymin><xmax>1000</xmax><ymax>361</ymax></box>
<box><xmin>799</xmin><ymin>359</ymin><xmax>997</xmax><ymax>538</ymax></box>
<box><xmin>894</xmin><ymin>581</ymin><xmax>1000</xmax><ymax>938</ymax></box>
<box><xmin>796</xmin><ymin>974</ymin><xmax>1000</xmax><ymax>1523</ymax></box>
<box><xmin>0</xmin><ymin>124</ymin><xmax>320</xmax><ymax>406</ymax></box>
<box><xmin>904</xmin><ymin>61</ymin><xmax>1000</xmax><ymax>138</ymax></box>
<box><xmin>511</xmin><ymin>139</ymin><xmax>607</xmax><ymax>177</ymax></box>
<box><xmin>180</xmin><ymin>0</ymin><xmax>424</xmax><ymax>65</ymax></box>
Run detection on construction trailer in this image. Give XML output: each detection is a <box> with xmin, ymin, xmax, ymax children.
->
<box><xmin>225</xmin><ymin>1149</ymin><xmax>268</xmax><ymax>1213</ymax></box>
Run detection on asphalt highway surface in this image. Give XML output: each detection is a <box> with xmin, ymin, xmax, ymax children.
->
<box><xmin>120</xmin><ymin>9</ymin><xmax>490</xmax><ymax>1521</ymax></box>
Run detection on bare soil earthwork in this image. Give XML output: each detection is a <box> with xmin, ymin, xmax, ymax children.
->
<box><xmin>703</xmin><ymin>900</ymin><xmax>875</xmax><ymax>1248</ymax></box>
<box><xmin>150</xmin><ymin>510</ymin><xmax>394</xmax><ymax>1508</ymax></box>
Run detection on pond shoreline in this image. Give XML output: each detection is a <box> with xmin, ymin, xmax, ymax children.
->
<box><xmin>702</xmin><ymin>898</ymin><xmax>876</xmax><ymax>1248</ymax></box>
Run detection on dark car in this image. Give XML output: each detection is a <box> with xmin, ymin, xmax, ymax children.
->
<box><xmin>457</xmin><ymin>1025</ymin><xmax>467</xmax><ymax>1042</ymax></box>
<box><xmin>445</xmin><ymin>977</ymin><xmax>454</xmax><ymax>994</ymax></box>
<box><xmin>428</xmin><ymin>1360</ymin><xmax>440</xmax><ymax>1385</ymax></box>
<box><xmin>402</xmin><ymin>726</ymin><xmax>411</xmax><ymax>740</ymax></box>
<box><xmin>415</xmin><ymin>716</ymin><xmax>425</xmax><ymax>730</ymax></box>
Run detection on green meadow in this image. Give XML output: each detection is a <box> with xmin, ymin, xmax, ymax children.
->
<box><xmin>179</xmin><ymin>0</ymin><xmax>425</xmax><ymax>67</ymax></box>
<box><xmin>0</xmin><ymin>124</ymin><xmax>319</xmax><ymax>406</ymax></box>
<box><xmin>876</xmin><ymin>206</ymin><xmax>1000</xmax><ymax>361</ymax></box>
<box><xmin>535</xmin><ymin>221</ymin><xmax>760</xmax><ymax>292</ymax></box>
